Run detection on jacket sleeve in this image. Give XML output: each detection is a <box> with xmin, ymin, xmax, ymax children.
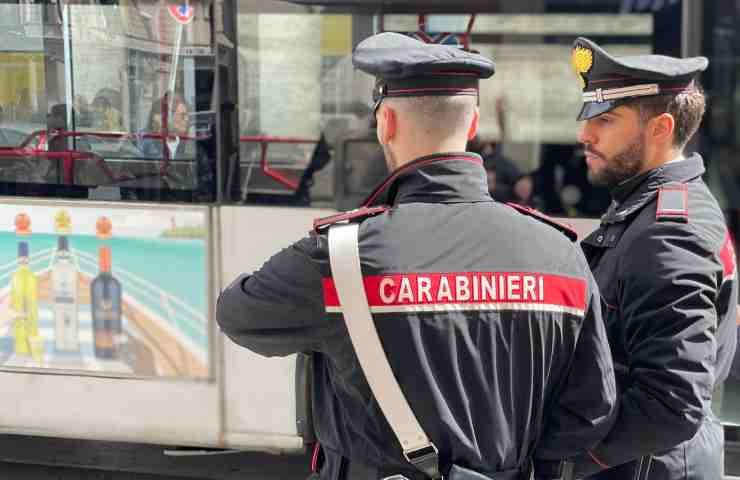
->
<box><xmin>534</xmin><ymin>249</ymin><xmax>617</xmax><ymax>477</ymax></box>
<box><xmin>573</xmin><ymin>223</ymin><xmax>718</xmax><ymax>476</ymax></box>
<box><xmin>216</xmin><ymin>234</ymin><xmax>335</xmax><ymax>357</ymax></box>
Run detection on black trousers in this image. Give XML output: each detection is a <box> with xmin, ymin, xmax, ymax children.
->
<box><xmin>343</xmin><ymin>458</ymin><xmax>525</xmax><ymax>480</ymax></box>
<box><xmin>316</xmin><ymin>445</ymin><xmax>525</xmax><ymax>480</ymax></box>
<box><xmin>585</xmin><ymin>414</ymin><xmax>724</xmax><ymax>480</ymax></box>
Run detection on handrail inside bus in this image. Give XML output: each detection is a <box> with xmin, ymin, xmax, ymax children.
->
<box><xmin>0</xmin><ymin>130</ymin><xmax>318</xmax><ymax>193</ymax></box>
<box><xmin>379</xmin><ymin>13</ymin><xmax>476</xmax><ymax>50</ymax></box>
<box><xmin>0</xmin><ymin>129</ymin><xmax>212</xmax><ymax>186</ymax></box>
<box><xmin>0</xmin><ymin>130</ymin><xmax>120</xmax><ymax>184</ymax></box>
<box><xmin>239</xmin><ymin>135</ymin><xmax>318</xmax><ymax>192</ymax></box>
<box><xmin>284</xmin><ymin>0</ymin><xmax>492</xmax><ymax>13</ymax></box>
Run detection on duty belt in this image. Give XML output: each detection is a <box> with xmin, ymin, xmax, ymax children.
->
<box><xmin>344</xmin><ymin>458</ymin><xmax>527</xmax><ymax>480</ymax></box>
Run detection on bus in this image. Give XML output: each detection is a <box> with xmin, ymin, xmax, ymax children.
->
<box><xmin>0</xmin><ymin>0</ymin><xmax>738</xmax><ymax>476</ymax></box>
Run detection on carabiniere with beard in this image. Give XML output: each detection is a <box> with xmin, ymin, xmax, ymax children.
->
<box><xmin>570</xmin><ymin>38</ymin><xmax>739</xmax><ymax>480</ymax></box>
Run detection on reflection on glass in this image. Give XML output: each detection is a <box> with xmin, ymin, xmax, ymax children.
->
<box><xmin>0</xmin><ymin>2</ymin><xmax>216</xmax><ymax>202</ymax></box>
<box><xmin>234</xmin><ymin>3</ymin><xmax>652</xmax><ymax>216</ymax></box>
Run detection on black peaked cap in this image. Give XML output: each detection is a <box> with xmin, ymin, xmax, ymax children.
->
<box><xmin>572</xmin><ymin>37</ymin><xmax>707</xmax><ymax>120</ymax></box>
<box><xmin>353</xmin><ymin>32</ymin><xmax>495</xmax><ymax>80</ymax></box>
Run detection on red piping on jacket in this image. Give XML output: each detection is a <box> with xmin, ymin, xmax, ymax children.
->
<box><xmin>362</xmin><ymin>154</ymin><xmax>482</xmax><ymax>207</ymax></box>
<box><xmin>588</xmin><ymin>450</ymin><xmax>610</xmax><ymax>470</ymax></box>
<box><xmin>311</xmin><ymin>443</ymin><xmax>321</xmax><ymax>472</ymax></box>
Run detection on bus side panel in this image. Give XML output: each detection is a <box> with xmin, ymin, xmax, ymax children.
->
<box><xmin>218</xmin><ymin>206</ymin><xmax>334</xmax><ymax>450</ymax></box>
<box><xmin>0</xmin><ymin>371</ymin><xmax>220</xmax><ymax>445</ymax></box>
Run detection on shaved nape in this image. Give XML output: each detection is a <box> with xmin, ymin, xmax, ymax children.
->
<box><xmin>386</xmin><ymin>96</ymin><xmax>477</xmax><ymax>139</ymax></box>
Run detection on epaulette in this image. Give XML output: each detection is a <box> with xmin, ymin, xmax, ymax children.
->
<box><xmin>656</xmin><ymin>183</ymin><xmax>688</xmax><ymax>222</ymax></box>
<box><xmin>506</xmin><ymin>203</ymin><xmax>578</xmax><ymax>242</ymax></box>
<box><xmin>313</xmin><ymin>205</ymin><xmax>389</xmax><ymax>234</ymax></box>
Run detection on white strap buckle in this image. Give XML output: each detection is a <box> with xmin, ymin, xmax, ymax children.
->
<box><xmin>403</xmin><ymin>443</ymin><xmax>439</xmax><ymax>464</ymax></box>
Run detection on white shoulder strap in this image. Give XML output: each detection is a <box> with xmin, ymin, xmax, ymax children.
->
<box><xmin>328</xmin><ymin>223</ymin><xmax>440</xmax><ymax>478</ymax></box>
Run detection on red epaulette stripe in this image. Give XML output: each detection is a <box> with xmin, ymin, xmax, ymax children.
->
<box><xmin>322</xmin><ymin>272</ymin><xmax>587</xmax><ymax>316</ymax></box>
<box><xmin>720</xmin><ymin>232</ymin><xmax>737</xmax><ymax>282</ymax></box>
<box><xmin>656</xmin><ymin>184</ymin><xmax>688</xmax><ymax>221</ymax></box>
<box><xmin>506</xmin><ymin>203</ymin><xmax>578</xmax><ymax>241</ymax></box>
<box><xmin>313</xmin><ymin>206</ymin><xmax>389</xmax><ymax>233</ymax></box>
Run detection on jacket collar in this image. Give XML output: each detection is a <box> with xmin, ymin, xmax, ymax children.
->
<box><xmin>362</xmin><ymin>152</ymin><xmax>493</xmax><ymax>207</ymax></box>
<box><xmin>602</xmin><ymin>153</ymin><xmax>705</xmax><ymax>224</ymax></box>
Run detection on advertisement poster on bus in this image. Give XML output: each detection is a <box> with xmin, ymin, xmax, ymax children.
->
<box><xmin>0</xmin><ymin>203</ymin><xmax>209</xmax><ymax>380</ymax></box>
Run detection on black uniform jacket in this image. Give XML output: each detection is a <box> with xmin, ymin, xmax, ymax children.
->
<box><xmin>217</xmin><ymin>153</ymin><xmax>617</xmax><ymax>479</ymax></box>
<box><xmin>576</xmin><ymin>154</ymin><xmax>738</xmax><ymax>479</ymax></box>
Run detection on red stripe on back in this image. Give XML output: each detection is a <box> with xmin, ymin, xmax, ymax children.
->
<box><xmin>323</xmin><ymin>272</ymin><xmax>586</xmax><ymax>311</ymax></box>
<box><xmin>323</xmin><ymin>278</ymin><xmax>340</xmax><ymax>308</ymax></box>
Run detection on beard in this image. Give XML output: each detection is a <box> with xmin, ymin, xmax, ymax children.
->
<box><xmin>586</xmin><ymin>134</ymin><xmax>645</xmax><ymax>188</ymax></box>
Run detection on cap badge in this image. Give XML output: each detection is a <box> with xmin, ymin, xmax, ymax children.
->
<box><xmin>572</xmin><ymin>46</ymin><xmax>593</xmax><ymax>89</ymax></box>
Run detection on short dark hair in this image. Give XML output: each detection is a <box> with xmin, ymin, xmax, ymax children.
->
<box><xmin>627</xmin><ymin>81</ymin><xmax>706</xmax><ymax>148</ymax></box>
<box><xmin>387</xmin><ymin>95</ymin><xmax>477</xmax><ymax>139</ymax></box>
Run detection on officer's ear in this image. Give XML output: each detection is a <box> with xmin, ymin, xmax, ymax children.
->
<box><xmin>377</xmin><ymin>105</ymin><xmax>397</xmax><ymax>146</ymax></box>
<box><xmin>467</xmin><ymin>108</ymin><xmax>480</xmax><ymax>141</ymax></box>
<box><xmin>647</xmin><ymin>112</ymin><xmax>675</xmax><ymax>146</ymax></box>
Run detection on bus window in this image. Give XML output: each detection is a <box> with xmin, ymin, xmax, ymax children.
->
<box><xmin>235</xmin><ymin>4</ymin><xmax>371</xmax><ymax>207</ymax></box>
<box><xmin>235</xmin><ymin>2</ymin><xmax>679</xmax><ymax>215</ymax></box>
<box><xmin>0</xmin><ymin>1</ymin><xmax>218</xmax><ymax>202</ymax></box>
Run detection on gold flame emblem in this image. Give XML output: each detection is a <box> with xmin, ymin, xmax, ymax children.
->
<box><xmin>571</xmin><ymin>46</ymin><xmax>593</xmax><ymax>89</ymax></box>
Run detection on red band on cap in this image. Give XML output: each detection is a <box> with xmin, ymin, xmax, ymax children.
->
<box><xmin>660</xmin><ymin>86</ymin><xmax>696</xmax><ymax>94</ymax></box>
<box><xmin>387</xmin><ymin>87</ymin><xmax>478</xmax><ymax>95</ymax></box>
<box><xmin>586</xmin><ymin>75</ymin><xmax>634</xmax><ymax>84</ymax></box>
<box><xmin>434</xmin><ymin>71</ymin><xmax>479</xmax><ymax>77</ymax></box>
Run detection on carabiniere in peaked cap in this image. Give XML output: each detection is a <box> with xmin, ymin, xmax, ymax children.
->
<box><xmin>572</xmin><ymin>37</ymin><xmax>708</xmax><ymax>121</ymax></box>
<box><xmin>352</xmin><ymin>32</ymin><xmax>495</xmax><ymax>118</ymax></box>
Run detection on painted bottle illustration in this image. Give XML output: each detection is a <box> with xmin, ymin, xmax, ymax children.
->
<box><xmin>91</xmin><ymin>246</ymin><xmax>122</xmax><ymax>359</ymax></box>
<box><xmin>10</xmin><ymin>241</ymin><xmax>42</xmax><ymax>361</ymax></box>
<box><xmin>52</xmin><ymin>236</ymin><xmax>79</xmax><ymax>352</ymax></box>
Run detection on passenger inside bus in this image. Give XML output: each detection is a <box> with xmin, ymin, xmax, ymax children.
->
<box><xmin>141</xmin><ymin>95</ymin><xmax>196</xmax><ymax>161</ymax></box>
<box><xmin>134</xmin><ymin>94</ymin><xmax>215</xmax><ymax>201</ymax></box>
<box><xmin>90</xmin><ymin>91</ymin><xmax>123</xmax><ymax>132</ymax></box>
